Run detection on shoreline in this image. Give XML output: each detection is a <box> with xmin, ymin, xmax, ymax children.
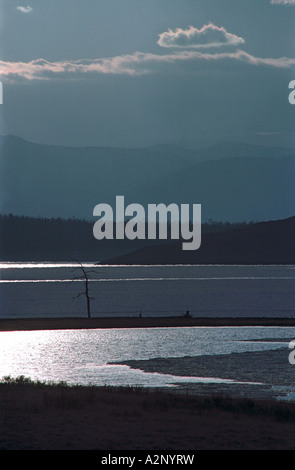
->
<box><xmin>1</xmin><ymin>316</ymin><xmax>295</xmax><ymax>331</ymax></box>
<box><xmin>2</xmin><ymin>319</ymin><xmax>295</xmax><ymax>449</ymax></box>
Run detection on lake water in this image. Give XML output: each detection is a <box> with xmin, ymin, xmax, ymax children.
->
<box><xmin>0</xmin><ymin>263</ymin><xmax>295</xmax><ymax>400</ymax></box>
<box><xmin>0</xmin><ymin>325</ymin><xmax>295</xmax><ymax>400</ymax></box>
<box><xmin>0</xmin><ymin>263</ymin><xmax>295</xmax><ymax>318</ymax></box>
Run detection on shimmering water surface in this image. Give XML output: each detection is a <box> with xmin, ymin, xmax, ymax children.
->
<box><xmin>0</xmin><ymin>325</ymin><xmax>293</xmax><ymax>387</ymax></box>
<box><xmin>0</xmin><ymin>263</ymin><xmax>295</xmax><ymax>318</ymax></box>
<box><xmin>0</xmin><ymin>264</ymin><xmax>295</xmax><ymax>400</ymax></box>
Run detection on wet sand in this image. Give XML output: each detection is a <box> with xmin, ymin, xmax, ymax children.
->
<box><xmin>1</xmin><ymin>316</ymin><xmax>295</xmax><ymax>331</ymax></box>
<box><xmin>113</xmin><ymin>348</ymin><xmax>295</xmax><ymax>400</ymax></box>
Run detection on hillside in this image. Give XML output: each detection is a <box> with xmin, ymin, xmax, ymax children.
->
<box><xmin>0</xmin><ymin>214</ymin><xmax>246</xmax><ymax>262</ymax></box>
<box><xmin>0</xmin><ymin>214</ymin><xmax>294</xmax><ymax>264</ymax></box>
<box><xmin>106</xmin><ymin>216</ymin><xmax>295</xmax><ymax>265</ymax></box>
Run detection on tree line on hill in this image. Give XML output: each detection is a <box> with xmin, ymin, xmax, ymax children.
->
<box><xmin>0</xmin><ymin>213</ymin><xmax>251</xmax><ymax>262</ymax></box>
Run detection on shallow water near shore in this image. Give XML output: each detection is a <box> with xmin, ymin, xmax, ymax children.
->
<box><xmin>0</xmin><ymin>325</ymin><xmax>295</xmax><ymax>401</ymax></box>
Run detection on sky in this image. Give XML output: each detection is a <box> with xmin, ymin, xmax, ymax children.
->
<box><xmin>1</xmin><ymin>0</ymin><xmax>295</xmax><ymax>149</ymax></box>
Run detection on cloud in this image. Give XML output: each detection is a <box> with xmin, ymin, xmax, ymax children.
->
<box><xmin>16</xmin><ymin>6</ymin><xmax>33</xmax><ymax>14</ymax></box>
<box><xmin>1</xmin><ymin>23</ymin><xmax>295</xmax><ymax>82</ymax></box>
<box><xmin>1</xmin><ymin>49</ymin><xmax>295</xmax><ymax>82</ymax></box>
<box><xmin>270</xmin><ymin>0</ymin><xmax>295</xmax><ymax>4</ymax></box>
<box><xmin>158</xmin><ymin>24</ymin><xmax>245</xmax><ymax>49</ymax></box>
<box><xmin>0</xmin><ymin>55</ymin><xmax>150</xmax><ymax>81</ymax></box>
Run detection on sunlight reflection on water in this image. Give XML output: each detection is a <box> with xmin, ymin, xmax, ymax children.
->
<box><xmin>1</xmin><ymin>264</ymin><xmax>295</xmax><ymax>399</ymax></box>
<box><xmin>0</xmin><ymin>326</ymin><xmax>293</xmax><ymax>391</ymax></box>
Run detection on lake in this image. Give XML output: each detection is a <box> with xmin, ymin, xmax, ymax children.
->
<box><xmin>0</xmin><ymin>263</ymin><xmax>295</xmax><ymax>401</ymax></box>
<box><xmin>0</xmin><ymin>263</ymin><xmax>294</xmax><ymax>318</ymax></box>
<box><xmin>0</xmin><ymin>325</ymin><xmax>295</xmax><ymax>401</ymax></box>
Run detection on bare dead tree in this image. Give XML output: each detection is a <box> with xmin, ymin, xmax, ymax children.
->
<box><xmin>71</xmin><ymin>259</ymin><xmax>95</xmax><ymax>319</ymax></box>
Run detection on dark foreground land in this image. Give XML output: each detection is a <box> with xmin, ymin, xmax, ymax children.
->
<box><xmin>2</xmin><ymin>316</ymin><xmax>295</xmax><ymax>450</ymax></box>
<box><xmin>1</xmin><ymin>378</ymin><xmax>295</xmax><ymax>450</ymax></box>
<box><xmin>1</xmin><ymin>316</ymin><xmax>295</xmax><ymax>331</ymax></box>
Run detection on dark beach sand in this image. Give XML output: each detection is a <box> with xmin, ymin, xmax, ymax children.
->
<box><xmin>1</xmin><ymin>316</ymin><xmax>295</xmax><ymax>331</ymax></box>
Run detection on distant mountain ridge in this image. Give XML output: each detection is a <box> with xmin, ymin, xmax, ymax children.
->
<box><xmin>0</xmin><ymin>135</ymin><xmax>294</xmax><ymax>223</ymax></box>
<box><xmin>0</xmin><ymin>214</ymin><xmax>250</xmax><ymax>262</ymax></box>
<box><xmin>106</xmin><ymin>216</ymin><xmax>295</xmax><ymax>265</ymax></box>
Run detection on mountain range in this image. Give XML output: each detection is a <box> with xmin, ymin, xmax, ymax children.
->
<box><xmin>0</xmin><ymin>135</ymin><xmax>294</xmax><ymax>223</ymax></box>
